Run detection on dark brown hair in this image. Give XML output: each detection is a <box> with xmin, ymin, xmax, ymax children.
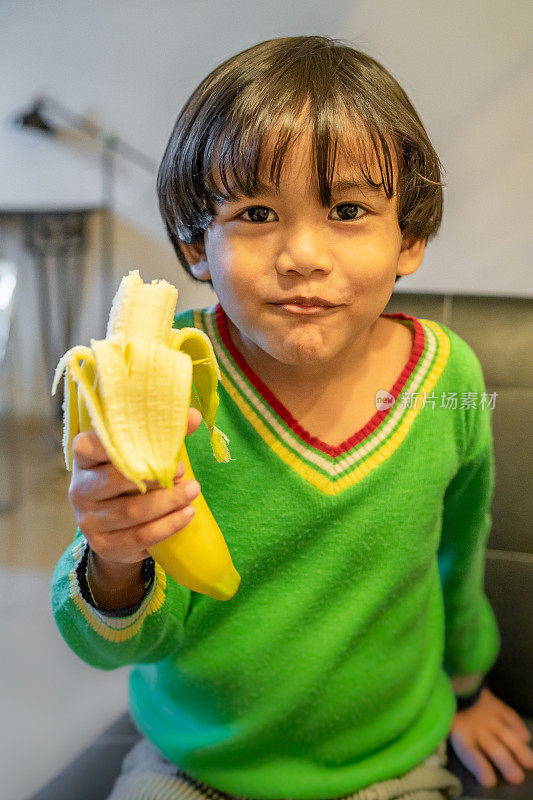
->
<box><xmin>157</xmin><ymin>35</ymin><xmax>444</xmax><ymax>287</ymax></box>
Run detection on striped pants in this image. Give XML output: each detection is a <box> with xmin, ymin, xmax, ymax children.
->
<box><xmin>105</xmin><ymin>737</ymin><xmax>463</xmax><ymax>800</ymax></box>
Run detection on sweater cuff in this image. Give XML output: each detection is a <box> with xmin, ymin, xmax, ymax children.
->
<box><xmin>77</xmin><ymin>542</ymin><xmax>155</xmax><ymax>618</ymax></box>
<box><xmin>455</xmin><ymin>678</ymin><xmax>485</xmax><ymax>711</ymax></box>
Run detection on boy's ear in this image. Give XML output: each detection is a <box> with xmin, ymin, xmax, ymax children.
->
<box><xmin>396</xmin><ymin>236</ymin><xmax>426</xmax><ymax>278</ymax></box>
<box><xmin>179</xmin><ymin>240</ymin><xmax>211</xmax><ymax>281</ymax></box>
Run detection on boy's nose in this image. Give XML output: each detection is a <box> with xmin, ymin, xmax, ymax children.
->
<box><xmin>275</xmin><ymin>226</ymin><xmax>332</xmax><ymax>276</ymax></box>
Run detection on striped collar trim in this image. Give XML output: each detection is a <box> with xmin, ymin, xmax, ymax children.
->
<box><xmin>196</xmin><ymin>303</ymin><xmax>450</xmax><ymax>493</ymax></box>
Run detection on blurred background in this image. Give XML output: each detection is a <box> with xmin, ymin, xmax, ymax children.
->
<box><xmin>0</xmin><ymin>2</ymin><xmax>531</xmax><ymax>799</ymax></box>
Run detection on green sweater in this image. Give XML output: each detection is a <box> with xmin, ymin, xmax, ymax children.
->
<box><xmin>51</xmin><ymin>304</ymin><xmax>500</xmax><ymax>800</ymax></box>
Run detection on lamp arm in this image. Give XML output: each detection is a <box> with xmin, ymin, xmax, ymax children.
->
<box><xmin>37</xmin><ymin>93</ymin><xmax>158</xmax><ymax>174</ymax></box>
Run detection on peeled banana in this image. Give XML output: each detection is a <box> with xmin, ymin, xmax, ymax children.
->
<box><xmin>52</xmin><ymin>269</ymin><xmax>240</xmax><ymax>601</ymax></box>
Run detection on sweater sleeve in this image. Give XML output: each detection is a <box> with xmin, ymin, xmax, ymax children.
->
<box><xmin>50</xmin><ymin>527</ymin><xmax>192</xmax><ymax>670</ymax></box>
<box><xmin>437</xmin><ymin>352</ymin><xmax>500</xmax><ymax>680</ymax></box>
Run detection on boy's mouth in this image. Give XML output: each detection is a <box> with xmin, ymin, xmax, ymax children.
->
<box><xmin>270</xmin><ymin>298</ymin><xmax>340</xmax><ymax>316</ymax></box>
<box><xmin>272</xmin><ymin>296</ymin><xmax>337</xmax><ymax>307</ymax></box>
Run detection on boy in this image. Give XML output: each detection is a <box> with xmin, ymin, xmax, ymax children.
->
<box><xmin>51</xmin><ymin>36</ymin><xmax>533</xmax><ymax>800</ymax></box>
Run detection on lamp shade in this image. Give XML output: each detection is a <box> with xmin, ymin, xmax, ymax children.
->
<box><xmin>12</xmin><ymin>100</ymin><xmax>56</xmax><ymax>134</ymax></box>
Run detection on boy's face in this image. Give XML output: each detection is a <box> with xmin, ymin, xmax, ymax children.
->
<box><xmin>181</xmin><ymin>128</ymin><xmax>425</xmax><ymax>378</ymax></box>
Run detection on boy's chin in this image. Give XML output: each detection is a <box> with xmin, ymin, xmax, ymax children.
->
<box><xmin>267</xmin><ymin>333</ymin><xmax>339</xmax><ymax>367</ymax></box>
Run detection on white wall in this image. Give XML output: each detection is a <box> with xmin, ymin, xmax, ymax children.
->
<box><xmin>0</xmin><ymin>0</ymin><xmax>531</xmax><ymax>415</ymax></box>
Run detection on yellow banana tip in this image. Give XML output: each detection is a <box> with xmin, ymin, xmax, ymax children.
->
<box><xmin>210</xmin><ymin>568</ymin><xmax>241</xmax><ymax>601</ymax></box>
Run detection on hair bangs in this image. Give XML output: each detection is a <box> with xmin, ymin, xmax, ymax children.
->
<box><xmin>204</xmin><ymin>99</ymin><xmax>310</xmax><ymax>205</ymax></box>
<box><xmin>204</xmin><ymin>97</ymin><xmax>397</xmax><ymax>211</ymax></box>
<box><xmin>315</xmin><ymin>103</ymin><xmax>397</xmax><ymax>206</ymax></box>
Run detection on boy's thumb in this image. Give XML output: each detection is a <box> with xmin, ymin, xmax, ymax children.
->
<box><xmin>72</xmin><ymin>432</ymin><xmax>110</xmax><ymax>469</ymax></box>
<box><xmin>187</xmin><ymin>407</ymin><xmax>203</xmax><ymax>435</ymax></box>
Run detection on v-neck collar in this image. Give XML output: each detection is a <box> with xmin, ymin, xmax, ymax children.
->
<box><xmin>214</xmin><ymin>303</ymin><xmax>425</xmax><ymax>455</ymax></box>
<box><xmin>194</xmin><ymin>303</ymin><xmax>451</xmax><ymax>492</ymax></box>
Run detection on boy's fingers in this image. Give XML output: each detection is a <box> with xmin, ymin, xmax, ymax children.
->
<box><xmin>115</xmin><ymin>463</ymin><xmax>187</xmax><ymax>498</ymax></box>
<box><xmin>499</xmin><ymin>705</ymin><xmax>532</xmax><ymax>741</ymax></box>
<box><xmin>90</xmin><ymin>502</ymin><xmax>196</xmax><ymax>562</ymax></box>
<box><xmin>83</xmin><ymin>460</ymin><xmax>186</xmax><ymax>501</ymax></box>
<box><xmin>461</xmin><ymin>744</ymin><xmax>497</xmax><ymax>788</ymax></box>
<box><xmin>479</xmin><ymin>735</ymin><xmax>525</xmax><ymax>785</ymax></box>
<box><xmin>92</xmin><ymin>478</ymin><xmax>200</xmax><ymax>531</ymax></box>
<box><xmin>72</xmin><ymin>406</ymin><xmax>199</xmax><ymax>497</ymax></box>
<box><xmin>494</xmin><ymin>725</ymin><xmax>533</xmax><ymax>773</ymax></box>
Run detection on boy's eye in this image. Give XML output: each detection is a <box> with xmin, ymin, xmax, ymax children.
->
<box><xmin>329</xmin><ymin>203</ymin><xmax>367</xmax><ymax>222</ymax></box>
<box><xmin>239</xmin><ymin>206</ymin><xmax>277</xmax><ymax>223</ymax></box>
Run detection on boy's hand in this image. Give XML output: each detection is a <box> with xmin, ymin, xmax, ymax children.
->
<box><xmin>449</xmin><ymin>687</ymin><xmax>533</xmax><ymax>788</ymax></box>
<box><xmin>68</xmin><ymin>407</ymin><xmax>203</xmax><ymax>567</ymax></box>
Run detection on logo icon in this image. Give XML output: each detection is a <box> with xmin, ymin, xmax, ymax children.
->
<box><xmin>375</xmin><ymin>389</ymin><xmax>395</xmax><ymax>410</ymax></box>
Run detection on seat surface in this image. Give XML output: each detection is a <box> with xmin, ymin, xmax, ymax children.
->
<box><xmin>27</xmin><ymin>712</ymin><xmax>533</xmax><ymax>800</ymax></box>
